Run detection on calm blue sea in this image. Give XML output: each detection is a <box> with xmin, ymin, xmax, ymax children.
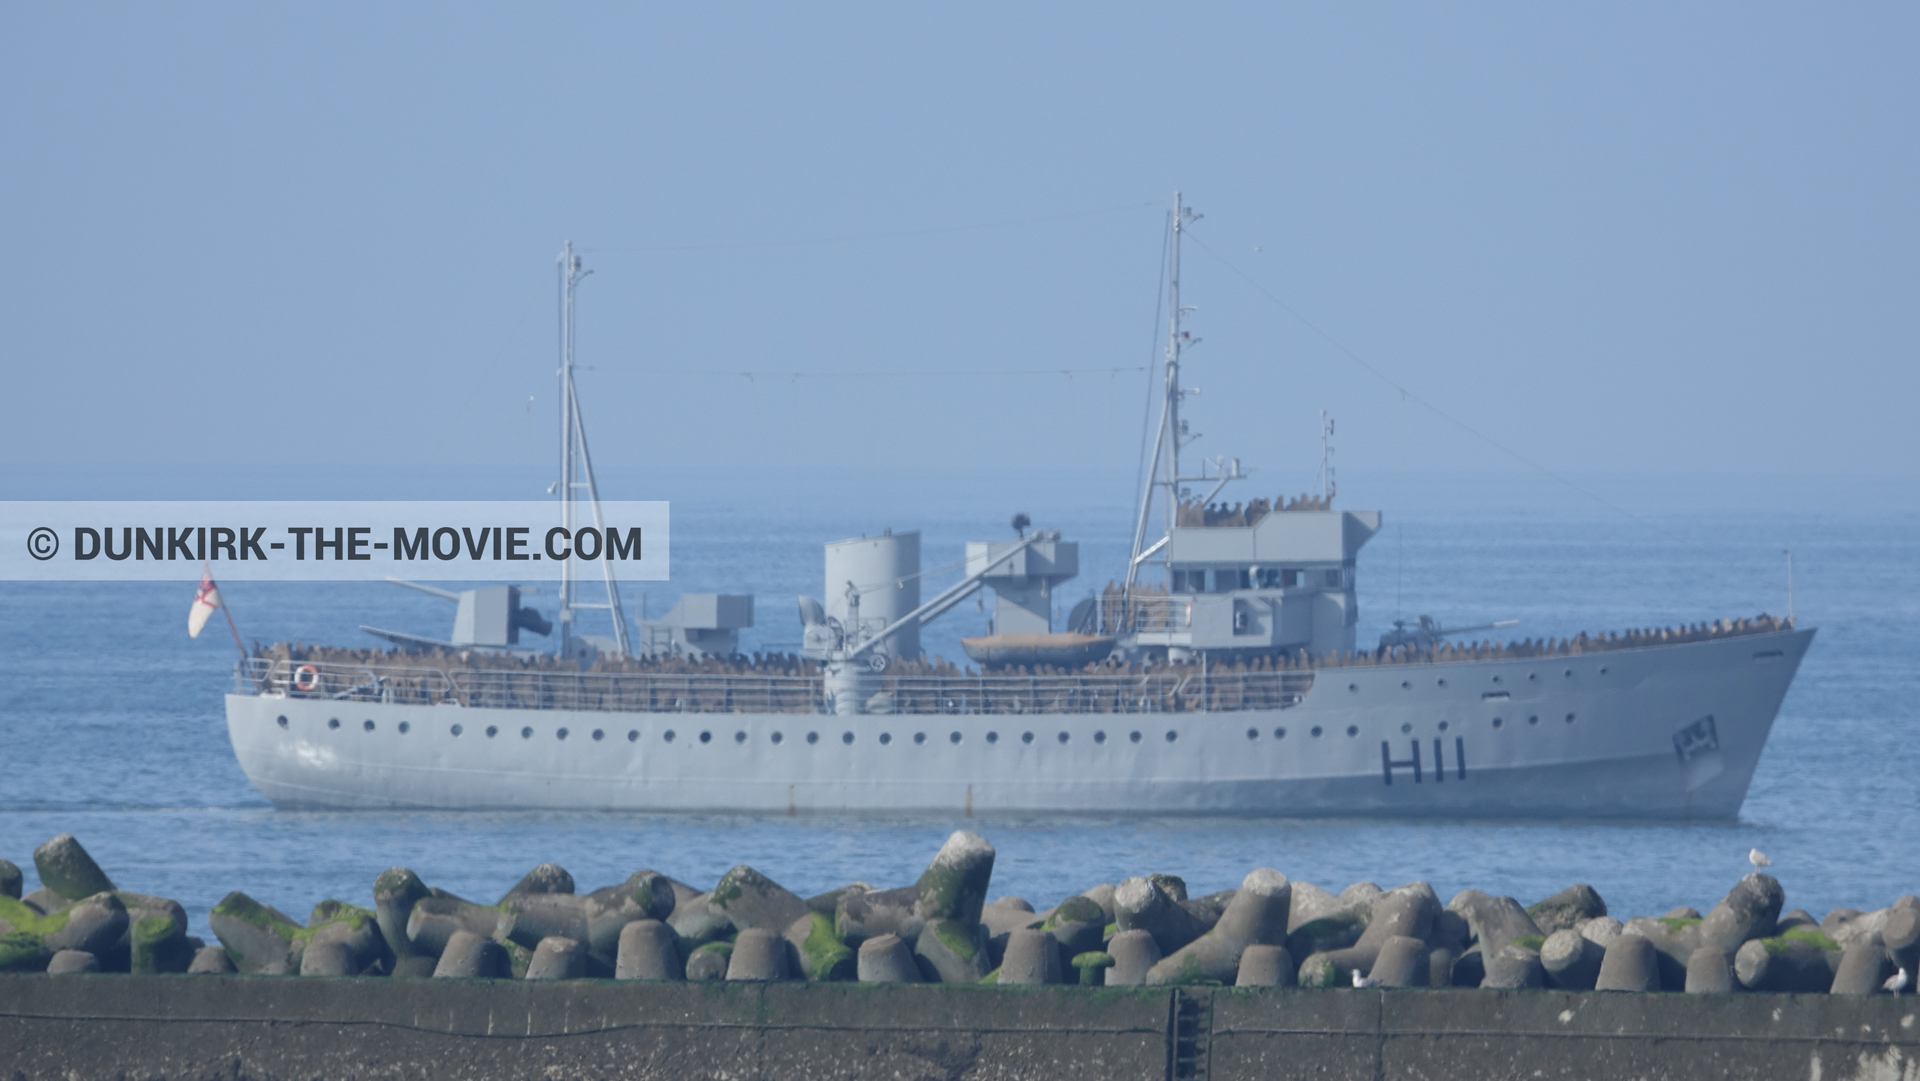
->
<box><xmin>1</xmin><ymin>466</ymin><xmax>1915</xmax><ymax>943</ymax></box>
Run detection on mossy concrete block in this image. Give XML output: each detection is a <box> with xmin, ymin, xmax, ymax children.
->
<box><xmin>1664</xmin><ymin>906</ymin><xmax>1702</xmax><ymax>920</ymax></box>
<box><xmin>915</xmin><ymin>831</ymin><xmax>995</xmax><ymax>925</ymax></box>
<box><xmin>1578</xmin><ymin>916</ymin><xmax>1624</xmax><ymax>949</ymax></box>
<box><xmin>405</xmin><ymin>896</ymin><xmax>505</xmax><ymax>959</ymax></box>
<box><xmin>804</xmin><ymin>882</ymin><xmax>872</xmax><ymax>916</ymax></box>
<box><xmin>1079</xmin><ymin>884</ymin><xmax>1117</xmax><ymax>923</ymax></box>
<box><xmin>1348</xmin><ymin>883</ymin><xmax>1439</xmax><ymax>969</ymax></box>
<box><xmin>432</xmin><ymin>930</ymin><xmax>509</xmax><ymax>979</ymax></box>
<box><xmin>1115</xmin><ymin>876</ymin><xmax>1210</xmax><ymax>956</ymax></box>
<box><xmin>726</xmin><ymin>928</ymin><xmax>792</xmax><ymax>982</ymax></box>
<box><xmin>980</xmin><ymin>899</ymin><xmax>1043</xmax><ymax>939</ymax></box>
<box><xmin>1146</xmin><ymin>869</ymin><xmax>1290</xmax><ymax>987</ymax></box>
<box><xmin>114</xmin><ymin>893</ymin><xmax>188</xmax><ymax>973</ymax></box>
<box><xmin>525</xmin><ymin>936</ymin><xmax>588</xmax><ymax>980</ymax></box>
<box><xmin>0</xmin><ymin>860</ymin><xmax>20</xmax><ymax>901</ymax></box>
<box><xmin>1699</xmin><ymin>873</ymin><xmax>1785</xmax><ymax>951</ymax></box>
<box><xmin>1427</xmin><ymin>946</ymin><xmax>1461</xmax><ymax>988</ymax></box>
<box><xmin>1526</xmin><ymin>884</ymin><xmax>1608</xmax><ymax>934</ymax></box>
<box><xmin>1450</xmin><ymin>948</ymin><xmax>1485</xmax><ymax>987</ymax></box>
<box><xmin>46</xmin><ymin>894</ymin><xmax>128</xmax><ymax>961</ymax></box>
<box><xmin>186</xmin><ymin>945</ymin><xmax>236</xmax><ymax>974</ymax></box>
<box><xmin>998</xmin><ymin>928</ymin><xmax>1062</xmax><ymax>985</ymax></box>
<box><xmin>1285</xmin><ymin>881</ymin><xmax>1370</xmax><ymax>960</ymax></box>
<box><xmin>131</xmin><ymin>913</ymin><xmax>193</xmax><ymax>975</ymax></box>
<box><xmin>500</xmin><ymin>893</ymin><xmax>589</xmax><ymax>952</ymax></box>
<box><xmin>1368</xmin><ymin>936</ymin><xmax>1428</xmax><ymax>988</ymax></box>
<box><xmin>856</xmin><ymin>933</ymin><xmax>921</xmax><ymax>983</ymax></box>
<box><xmin>1735</xmin><ymin>937</ymin><xmax>1840</xmax><ymax>992</ymax></box>
<box><xmin>20</xmin><ymin>889</ymin><xmax>69</xmax><ymax>917</ymax></box>
<box><xmin>499</xmin><ymin>863</ymin><xmax>574</xmax><ymax>903</ymax></box>
<box><xmin>914</xmin><ymin>918</ymin><xmax>989</xmax><ymax>984</ymax></box>
<box><xmin>685</xmin><ymin>942</ymin><xmax>731</xmax><ymax>982</ymax></box>
<box><xmin>33</xmin><ymin>835</ymin><xmax>114</xmax><ymax>902</ymax></box>
<box><xmin>616</xmin><ymin>919</ymin><xmax>684</xmax><ymax>981</ymax></box>
<box><xmin>1234</xmin><ymin>944</ymin><xmax>1294</xmax><ymax>987</ymax></box>
<box><xmin>390</xmin><ymin>955</ymin><xmax>436</xmax><ymax>978</ymax></box>
<box><xmin>209</xmin><ymin>891</ymin><xmax>301</xmax><ymax>975</ymax></box>
<box><xmin>1685</xmin><ymin>946</ymin><xmax>1737</xmax><ymax>993</ymax></box>
<box><xmin>46</xmin><ymin>949</ymin><xmax>100</xmax><ymax>975</ymax></box>
<box><xmin>784</xmin><ymin>911</ymin><xmax>854</xmax><ymax>982</ymax></box>
<box><xmin>1830</xmin><ymin>933</ymin><xmax>1893</xmax><ymax>995</ymax></box>
<box><xmin>303</xmin><ymin>906</ymin><xmax>391</xmax><ymax>975</ymax></box>
<box><xmin>1105</xmin><ymin>928</ymin><xmax>1160</xmax><ymax>987</ymax></box>
<box><xmin>0</xmin><ymin>930</ymin><xmax>51</xmax><ymax>973</ymax></box>
<box><xmin>1041</xmin><ymin>895</ymin><xmax>1107</xmax><ymax>957</ymax></box>
<box><xmin>710</xmin><ymin>865</ymin><xmax>810</xmax><ymax>933</ymax></box>
<box><xmin>1071</xmin><ymin>951</ymin><xmax>1114</xmax><ymax>986</ymax></box>
<box><xmin>372</xmin><ymin>867</ymin><xmax>431</xmax><ymax>959</ymax></box>
<box><xmin>1595</xmin><ymin>933</ymin><xmax>1661</xmax><ymax>992</ymax></box>
<box><xmin>1884</xmin><ymin>908</ymin><xmax>1920</xmax><ymax>973</ymax></box>
<box><xmin>1540</xmin><ymin>928</ymin><xmax>1604</xmax><ymax>991</ymax></box>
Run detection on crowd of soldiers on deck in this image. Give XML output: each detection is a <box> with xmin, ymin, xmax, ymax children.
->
<box><xmin>1175</xmin><ymin>493</ymin><xmax>1333</xmax><ymax>527</ymax></box>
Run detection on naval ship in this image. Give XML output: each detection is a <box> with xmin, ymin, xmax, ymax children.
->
<box><xmin>223</xmin><ymin>206</ymin><xmax>1813</xmax><ymax>817</ymax></box>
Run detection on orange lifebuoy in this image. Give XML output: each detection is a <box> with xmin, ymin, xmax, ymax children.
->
<box><xmin>293</xmin><ymin>664</ymin><xmax>321</xmax><ymax>693</ymax></box>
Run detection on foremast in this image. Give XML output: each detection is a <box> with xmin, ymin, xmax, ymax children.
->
<box><xmin>556</xmin><ymin>241</ymin><xmax>632</xmax><ymax>658</ymax></box>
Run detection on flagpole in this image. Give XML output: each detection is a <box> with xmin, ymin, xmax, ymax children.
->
<box><xmin>206</xmin><ymin>562</ymin><xmax>258</xmax><ymax>689</ymax></box>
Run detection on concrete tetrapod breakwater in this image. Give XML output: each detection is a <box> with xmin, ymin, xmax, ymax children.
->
<box><xmin>7</xmin><ymin>830</ymin><xmax>1920</xmax><ymax>1077</ymax></box>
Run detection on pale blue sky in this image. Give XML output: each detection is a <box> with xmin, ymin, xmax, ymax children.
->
<box><xmin>4</xmin><ymin>3</ymin><xmax>1915</xmax><ymax>489</ymax></box>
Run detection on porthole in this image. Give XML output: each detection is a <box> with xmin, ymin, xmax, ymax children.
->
<box><xmin>276</xmin><ymin>715</ymin><xmax>289</xmax><ymax>728</ymax></box>
<box><xmin>950</xmin><ymin>731</ymin><xmax>962</xmax><ymax>744</ymax></box>
<box><xmin>450</xmin><ymin>724</ymin><xmax>463</xmax><ymax>736</ymax></box>
<box><xmin>1345</xmin><ymin>725</ymin><xmax>1359</xmax><ymax>737</ymax></box>
<box><xmin>914</xmin><ymin>732</ymin><xmax>927</xmax><ymax>745</ymax></box>
<box><xmin>1438</xmin><ymin>721</ymin><xmax>1449</xmax><ymax>732</ymax></box>
<box><xmin>1564</xmin><ymin>669</ymin><xmax>1573</xmax><ymax>678</ymax></box>
<box><xmin>557</xmin><ymin>727</ymin><xmax>569</xmax><ymax>740</ymax></box>
<box><xmin>662</xmin><ymin>729</ymin><xmax>675</xmax><ymax>743</ymax></box>
<box><xmin>1274</xmin><ymin>727</ymin><xmax>1286</xmax><ymax>739</ymax></box>
<box><xmin>1310</xmin><ymin>726</ymin><xmax>1323</xmax><ymax>738</ymax></box>
<box><xmin>1348</xmin><ymin>683</ymin><xmax>1359</xmax><ymax>693</ymax></box>
<box><xmin>628</xmin><ymin>729</ymin><xmax>639</xmax><ymax>742</ymax></box>
<box><xmin>1600</xmin><ymin>667</ymin><xmax>1608</xmax><ymax>675</ymax></box>
<box><xmin>807</xmin><ymin>732</ymin><xmax>820</xmax><ymax>744</ymax></box>
<box><xmin>842</xmin><ymin>731</ymin><xmax>854</xmax><ymax>744</ymax></box>
<box><xmin>880</xmin><ymin>733</ymin><xmax>893</xmax><ymax>745</ymax></box>
<box><xmin>485</xmin><ymin>725</ymin><xmax>498</xmax><ymax>738</ymax></box>
<box><xmin>1057</xmin><ymin>732</ymin><xmax>1069</xmax><ymax>744</ymax></box>
<box><xmin>734</xmin><ymin>731</ymin><xmax>746</xmax><ymax>744</ymax></box>
<box><xmin>1401</xmin><ymin>681</ymin><xmax>1411</xmax><ymax>689</ymax></box>
<box><xmin>986</xmin><ymin>731</ymin><xmax>999</xmax><ymax>743</ymax></box>
<box><xmin>398</xmin><ymin>721</ymin><xmax>410</xmax><ymax>734</ymax></box>
<box><xmin>1565</xmin><ymin>713</ymin><xmax>1576</xmax><ymax>724</ymax></box>
<box><xmin>1400</xmin><ymin>723</ymin><xmax>1412</xmax><ymax>734</ymax></box>
<box><xmin>1129</xmin><ymin>731</ymin><xmax>1143</xmax><ymax>743</ymax></box>
<box><xmin>1094</xmin><ymin>730</ymin><xmax>1107</xmax><ymax>743</ymax></box>
<box><xmin>1164</xmin><ymin>730</ymin><xmax>1178</xmax><ymax>743</ymax></box>
<box><xmin>771</xmin><ymin>731</ymin><xmax>784</xmax><ymax>744</ymax></box>
<box><xmin>328</xmin><ymin>718</ymin><xmax>341</xmax><ymax>730</ymax></box>
<box><xmin>1492</xmin><ymin>718</ymin><xmax>1505</xmax><ymax>729</ymax></box>
<box><xmin>699</xmin><ymin>731</ymin><xmax>712</xmax><ymax>743</ymax></box>
<box><xmin>1022</xmin><ymin>732</ymin><xmax>1035</xmax><ymax>744</ymax></box>
<box><xmin>592</xmin><ymin>729</ymin><xmax>604</xmax><ymax>741</ymax></box>
<box><xmin>1527</xmin><ymin>715</ymin><xmax>1539</xmax><ymax>726</ymax></box>
<box><xmin>364</xmin><ymin>719</ymin><xmax>376</xmax><ymax>732</ymax></box>
<box><xmin>1528</xmin><ymin>673</ymin><xmax>1538</xmax><ymax>682</ymax></box>
<box><xmin>1437</xmin><ymin>679</ymin><xmax>1448</xmax><ymax>688</ymax></box>
<box><xmin>1492</xmin><ymin>675</ymin><xmax>1503</xmax><ymax>684</ymax></box>
<box><xmin>1246</xmin><ymin>728</ymin><xmax>1260</xmax><ymax>741</ymax></box>
<box><xmin>521</xmin><ymin>726</ymin><xmax>534</xmax><ymax>739</ymax></box>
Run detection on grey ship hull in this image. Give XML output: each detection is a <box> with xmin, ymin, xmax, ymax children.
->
<box><xmin>224</xmin><ymin>628</ymin><xmax>1812</xmax><ymax>818</ymax></box>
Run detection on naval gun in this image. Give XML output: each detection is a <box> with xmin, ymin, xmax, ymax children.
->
<box><xmin>361</xmin><ymin>579</ymin><xmax>553</xmax><ymax>655</ymax></box>
<box><xmin>1377</xmin><ymin>615</ymin><xmax>1520</xmax><ymax>654</ymax></box>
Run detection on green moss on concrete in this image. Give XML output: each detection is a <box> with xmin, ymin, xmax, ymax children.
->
<box><xmin>979</xmin><ymin>967</ymin><xmax>999</xmax><ymax>984</ymax></box>
<box><xmin>1071</xmin><ymin>951</ymin><xmax>1114</xmax><ymax>986</ymax></box>
<box><xmin>0</xmin><ymin>896</ymin><xmax>69</xmax><ymax>938</ymax></box>
<box><xmin>931</xmin><ymin>919</ymin><xmax>978</xmax><ymax>963</ymax></box>
<box><xmin>1761</xmin><ymin>927</ymin><xmax>1839</xmax><ymax>954</ymax></box>
<box><xmin>1103</xmin><ymin>921</ymin><xmax>1118</xmax><ymax>939</ymax></box>
<box><xmin>1512</xmin><ymin>935</ymin><xmax>1546</xmax><ymax>952</ymax></box>
<box><xmin>796</xmin><ymin>911</ymin><xmax>855</xmax><ymax>981</ymax></box>
<box><xmin>0</xmin><ymin>929</ymin><xmax>50</xmax><ymax>972</ymax></box>
<box><xmin>131</xmin><ymin>914</ymin><xmax>188</xmax><ymax>974</ymax></box>
<box><xmin>1656</xmin><ymin>917</ymin><xmax>1703</xmax><ymax>933</ymax></box>
<box><xmin>1042</xmin><ymin>896</ymin><xmax>1104</xmax><ymax>930</ymax></box>
<box><xmin>306</xmin><ymin>900</ymin><xmax>375</xmax><ymax>932</ymax></box>
<box><xmin>1156</xmin><ymin>950</ymin><xmax>1207</xmax><ymax>986</ymax></box>
<box><xmin>916</xmin><ymin>863</ymin><xmax>970</xmax><ymax>921</ymax></box>
<box><xmin>213</xmin><ymin>892</ymin><xmax>302</xmax><ymax>941</ymax></box>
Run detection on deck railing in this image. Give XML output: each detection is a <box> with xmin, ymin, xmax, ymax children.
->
<box><xmin>241</xmin><ymin>658</ymin><xmax>1312</xmax><ymax>715</ymax></box>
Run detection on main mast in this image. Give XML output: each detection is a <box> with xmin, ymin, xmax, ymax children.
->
<box><xmin>556</xmin><ymin>241</ymin><xmax>633</xmax><ymax>659</ymax></box>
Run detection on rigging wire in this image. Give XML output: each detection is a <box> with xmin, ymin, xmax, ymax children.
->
<box><xmin>577</xmin><ymin>365</ymin><xmax>1143</xmax><ymax>380</ymax></box>
<box><xmin>1182</xmin><ymin>228</ymin><xmax>1786</xmax><ymax>598</ymax></box>
<box><xmin>1129</xmin><ymin>210</ymin><xmax>1173</xmax><ymax>574</ymax></box>
<box><xmin>582</xmin><ymin>200</ymin><xmax>1161</xmax><ymax>255</ymax></box>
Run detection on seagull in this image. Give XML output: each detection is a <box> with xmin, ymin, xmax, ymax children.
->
<box><xmin>1885</xmin><ymin>969</ymin><xmax>1909</xmax><ymax>994</ymax></box>
<box><xmin>1749</xmin><ymin>848</ymin><xmax>1771</xmax><ymax>868</ymax></box>
<box><xmin>1352</xmin><ymin>968</ymin><xmax>1381</xmax><ymax>989</ymax></box>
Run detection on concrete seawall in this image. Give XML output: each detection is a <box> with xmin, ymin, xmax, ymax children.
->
<box><xmin>4</xmin><ymin>976</ymin><xmax>1919</xmax><ymax>1080</ymax></box>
